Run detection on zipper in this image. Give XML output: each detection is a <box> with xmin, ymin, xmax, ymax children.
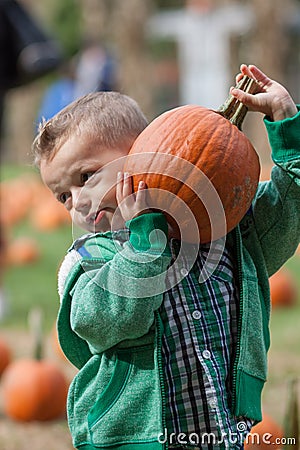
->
<box><xmin>155</xmin><ymin>310</ymin><xmax>168</xmax><ymax>450</ymax></box>
<box><xmin>231</xmin><ymin>227</ymin><xmax>244</xmax><ymax>414</ymax></box>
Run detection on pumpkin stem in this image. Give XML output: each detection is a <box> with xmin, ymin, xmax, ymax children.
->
<box><xmin>217</xmin><ymin>75</ymin><xmax>260</xmax><ymax>130</ymax></box>
<box><xmin>28</xmin><ymin>308</ymin><xmax>43</xmax><ymax>361</ymax></box>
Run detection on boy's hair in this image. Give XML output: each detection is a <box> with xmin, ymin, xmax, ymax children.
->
<box><xmin>32</xmin><ymin>91</ymin><xmax>148</xmax><ymax>167</ymax></box>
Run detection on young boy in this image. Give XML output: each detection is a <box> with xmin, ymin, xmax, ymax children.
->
<box><xmin>33</xmin><ymin>64</ymin><xmax>300</xmax><ymax>450</ymax></box>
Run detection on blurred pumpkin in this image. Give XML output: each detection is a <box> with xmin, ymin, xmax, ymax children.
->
<box><xmin>5</xmin><ymin>237</ymin><xmax>40</xmax><ymax>266</ymax></box>
<box><xmin>0</xmin><ymin>175</ymin><xmax>40</xmax><ymax>227</ymax></box>
<box><xmin>30</xmin><ymin>184</ymin><xmax>71</xmax><ymax>231</ymax></box>
<box><xmin>269</xmin><ymin>268</ymin><xmax>298</xmax><ymax>308</ymax></box>
<box><xmin>1</xmin><ymin>308</ymin><xmax>69</xmax><ymax>422</ymax></box>
<box><xmin>31</xmin><ymin>200</ymin><xmax>71</xmax><ymax>231</ymax></box>
<box><xmin>0</xmin><ymin>173</ymin><xmax>70</xmax><ymax>231</ymax></box>
<box><xmin>1</xmin><ymin>358</ymin><xmax>68</xmax><ymax>421</ymax></box>
<box><xmin>0</xmin><ymin>337</ymin><xmax>12</xmax><ymax>376</ymax></box>
<box><xmin>244</xmin><ymin>413</ymin><xmax>284</xmax><ymax>449</ymax></box>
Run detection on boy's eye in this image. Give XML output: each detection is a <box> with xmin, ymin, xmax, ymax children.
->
<box><xmin>59</xmin><ymin>192</ymin><xmax>71</xmax><ymax>204</ymax></box>
<box><xmin>81</xmin><ymin>172</ymin><xmax>95</xmax><ymax>184</ymax></box>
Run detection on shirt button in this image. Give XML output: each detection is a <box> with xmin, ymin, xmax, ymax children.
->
<box><xmin>180</xmin><ymin>267</ymin><xmax>189</xmax><ymax>277</ymax></box>
<box><xmin>192</xmin><ymin>310</ymin><xmax>201</xmax><ymax>320</ymax></box>
<box><xmin>202</xmin><ymin>349</ymin><xmax>211</xmax><ymax>359</ymax></box>
<box><xmin>209</xmin><ymin>397</ymin><xmax>218</xmax><ymax>409</ymax></box>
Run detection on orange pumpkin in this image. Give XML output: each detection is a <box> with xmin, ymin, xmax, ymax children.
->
<box><xmin>244</xmin><ymin>413</ymin><xmax>284</xmax><ymax>449</ymax></box>
<box><xmin>125</xmin><ymin>76</ymin><xmax>260</xmax><ymax>243</ymax></box>
<box><xmin>30</xmin><ymin>182</ymin><xmax>71</xmax><ymax>231</ymax></box>
<box><xmin>0</xmin><ymin>175</ymin><xmax>41</xmax><ymax>227</ymax></box>
<box><xmin>31</xmin><ymin>200</ymin><xmax>71</xmax><ymax>231</ymax></box>
<box><xmin>1</xmin><ymin>358</ymin><xmax>68</xmax><ymax>421</ymax></box>
<box><xmin>269</xmin><ymin>268</ymin><xmax>298</xmax><ymax>308</ymax></box>
<box><xmin>0</xmin><ymin>337</ymin><xmax>11</xmax><ymax>376</ymax></box>
<box><xmin>5</xmin><ymin>237</ymin><xmax>40</xmax><ymax>266</ymax></box>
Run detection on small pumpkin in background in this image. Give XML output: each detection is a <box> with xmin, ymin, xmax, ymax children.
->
<box><xmin>244</xmin><ymin>413</ymin><xmax>284</xmax><ymax>449</ymax></box>
<box><xmin>1</xmin><ymin>309</ymin><xmax>69</xmax><ymax>422</ymax></box>
<box><xmin>31</xmin><ymin>200</ymin><xmax>71</xmax><ymax>231</ymax></box>
<box><xmin>0</xmin><ymin>173</ymin><xmax>70</xmax><ymax>231</ymax></box>
<box><xmin>2</xmin><ymin>359</ymin><xmax>68</xmax><ymax>421</ymax></box>
<box><xmin>0</xmin><ymin>175</ymin><xmax>38</xmax><ymax>227</ymax></box>
<box><xmin>5</xmin><ymin>236</ymin><xmax>40</xmax><ymax>266</ymax></box>
<box><xmin>30</xmin><ymin>184</ymin><xmax>71</xmax><ymax>231</ymax></box>
<box><xmin>0</xmin><ymin>337</ymin><xmax>12</xmax><ymax>376</ymax></box>
<box><xmin>2</xmin><ymin>359</ymin><xmax>68</xmax><ymax>422</ymax></box>
<box><xmin>125</xmin><ymin>76</ymin><xmax>260</xmax><ymax>243</ymax></box>
<box><xmin>269</xmin><ymin>268</ymin><xmax>298</xmax><ymax>308</ymax></box>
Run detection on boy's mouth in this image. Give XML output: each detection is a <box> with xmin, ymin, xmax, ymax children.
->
<box><xmin>94</xmin><ymin>210</ymin><xmax>105</xmax><ymax>225</ymax></box>
<box><xmin>87</xmin><ymin>207</ymin><xmax>114</xmax><ymax>226</ymax></box>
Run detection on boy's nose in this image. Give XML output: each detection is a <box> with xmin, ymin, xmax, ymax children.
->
<box><xmin>72</xmin><ymin>188</ymin><xmax>90</xmax><ymax>214</ymax></box>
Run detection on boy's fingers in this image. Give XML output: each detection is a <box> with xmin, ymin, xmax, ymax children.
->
<box><xmin>248</xmin><ymin>65</ymin><xmax>265</xmax><ymax>80</ymax></box>
<box><xmin>230</xmin><ymin>89</ymin><xmax>256</xmax><ymax>109</ymax></box>
<box><xmin>116</xmin><ymin>171</ymin><xmax>123</xmax><ymax>203</ymax></box>
<box><xmin>235</xmin><ymin>73</ymin><xmax>244</xmax><ymax>84</ymax></box>
<box><xmin>123</xmin><ymin>172</ymin><xmax>133</xmax><ymax>197</ymax></box>
<box><xmin>235</xmin><ymin>63</ymin><xmax>253</xmax><ymax>85</ymax></box>
<box><xmin>138</xmin><ymin>180</ymin><xmax>146</xmax><ymax>190</ymax></box>
<box><xmin>116</xmin><ymin>171</ymin><xmax>121</xmax><ymax>195</ymax></box>
<box><xmin>248</xmin><ymin>65</ymin><xmax>271</xmax><ymax>88</ymax></box>
<box><xmin>239</xmin><ymin>64</ymin><xmax>263</xmax><ymax>84</ymax></box>
<box><xmin>136</xmin><ymin>180</ymin><xmax>148</xmax><ymax>206</ymax></box>
<box><xmin>240</xmin><ymin>63</ymin><xmax>252</xmax><ymax>78</ymax></box>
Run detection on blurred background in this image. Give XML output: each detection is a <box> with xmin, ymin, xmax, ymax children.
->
<box><xmin>0</xmin><ymin>0</ymin><xmax>300</xmax><ymax>449</ymax></box>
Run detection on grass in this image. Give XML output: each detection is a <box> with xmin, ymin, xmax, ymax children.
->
<box><xmin>3</xmin><ymin>226</ymin><xmax>72</xmax><ymax>329</ymax></box>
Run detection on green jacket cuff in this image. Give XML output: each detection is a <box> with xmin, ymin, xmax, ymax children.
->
<box><xmin>126</xmin><ymin>212</ymin><xmax>170</xmax><ymax>254</ymax></box>
<box><xmin>264</xmin><ymin>105</ymin><xmax>300</xmax><ymax>163</ymax></box>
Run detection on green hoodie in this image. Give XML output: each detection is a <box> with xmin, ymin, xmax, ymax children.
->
<box><xmin>57</xmin><ymin>109</ymin><xmax>300</xmax><ymax>449</ymax></box>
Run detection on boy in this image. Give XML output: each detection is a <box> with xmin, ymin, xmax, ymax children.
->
<box><xmin>33</xmin><ymin>64</ymin><xmax>300</xmax><ymax>450</ymax></box>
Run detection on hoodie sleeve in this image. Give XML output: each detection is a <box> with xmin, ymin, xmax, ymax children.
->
<box><xmin>66</xmin><ymin>212</ymin><xmax>171</xmax><ymax>354</ymax></box>
<box><xmin>251</xmin><ymin>107</ymin><xmax>300</xmax><ymax>276</ymax></box>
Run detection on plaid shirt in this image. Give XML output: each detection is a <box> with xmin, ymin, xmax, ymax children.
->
<box><xmin>160</xmin><ymin>238</ymin><xmax>253</xmax><ymax>449</ymax></box>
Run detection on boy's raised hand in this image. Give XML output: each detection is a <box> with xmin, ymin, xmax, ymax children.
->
<box><xmin>116</xmin><ymin>171</ymin><xmax>152</xmax><ymax>222</ymax></box>
<box><xmin>230</xmin><ymin>64</ymin><xmax>297</xmax><ymax>122</ymax></box>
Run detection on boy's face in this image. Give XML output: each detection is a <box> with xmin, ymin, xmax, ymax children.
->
<box><xmin>40</xmin><ymin>133</ymin><xmax>130</xmax><ymax>233</ymax></box>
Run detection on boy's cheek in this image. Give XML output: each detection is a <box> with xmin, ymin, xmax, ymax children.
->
<box><xmin>71</xmin><ymin>210</ymin><xmax>84</xmax><ymax>229</ymax></box>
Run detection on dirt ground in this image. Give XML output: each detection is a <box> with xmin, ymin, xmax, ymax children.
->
<box><xmin>0</xmin><ymin>418</ymin><xmax>74</xmax><ymax>450</ymax></box>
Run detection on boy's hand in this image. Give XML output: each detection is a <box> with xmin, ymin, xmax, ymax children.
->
<box><xmin>116</xmin><ymin>172</ymin><xmax>152</xmax><ymax>222</ymax></box>
<box><xmin>230</xmin><ymin>64</ymin><xmax>297</xmax><ymax>121</ymax></box>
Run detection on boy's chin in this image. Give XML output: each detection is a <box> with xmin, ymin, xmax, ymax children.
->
<box><xmin>87</xmin><ymin>219</ymin><xmax>112</xmax><ymax>234</ymax></box>
<box><xmin>72</xmin><ymin>209</ymin><xmax>127</xmax><ymax>235</ymax></box>
<box><xmin>72</xmin><ymin>219</ymin><xmax>111</xmax><ymax>234</ymax></box>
